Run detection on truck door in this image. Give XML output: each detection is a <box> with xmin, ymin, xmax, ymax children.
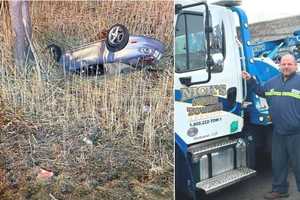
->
<box><xmin>175</xmin><ymin>5</ymin><xmax>245</xmax><ymax>148</ymax></box>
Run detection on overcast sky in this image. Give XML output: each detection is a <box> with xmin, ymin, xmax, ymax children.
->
<box><xmin>239</xmin><ymin>0</ymin><xmax>300</xmax><ymax>23</ymax></box>
<box><xmin>176</xmin><ymin>0</ymin><xmax>300</xmax><ymax>24</ymax></box>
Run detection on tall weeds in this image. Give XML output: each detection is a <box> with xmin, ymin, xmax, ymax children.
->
<box><xmin>0</xmin><ymin>1</ymin><xmax>173</xmax><ymax>197</ymax></box>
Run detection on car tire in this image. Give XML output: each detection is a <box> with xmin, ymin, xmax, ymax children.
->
<box><xmin>106</xmin><ymin>24</ymin><xmax>129</xmax><ymax>52</ymax></box>
<box><xmin>47</xmin><ymin>44</ymin><xmax>62</xmax><ymax>62</ymax></box>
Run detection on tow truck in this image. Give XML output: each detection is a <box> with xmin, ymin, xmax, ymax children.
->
<box><xmin>174</xmin><ymin>0</ymin><xmax>300</xmax><ymax>199</ymax></box>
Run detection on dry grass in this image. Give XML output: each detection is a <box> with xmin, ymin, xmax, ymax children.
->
<box><xmin>0</xmin><ymin>1</ymin><xmax>173</xmax><ymax>199</ymax></box>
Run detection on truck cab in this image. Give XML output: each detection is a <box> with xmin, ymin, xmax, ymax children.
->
<box><xmin>175</xmin><ymin>1</ymin><xmax>279</xmax><ymax>199</ymax></box>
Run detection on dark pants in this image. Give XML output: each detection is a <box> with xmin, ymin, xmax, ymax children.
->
<box><xmin>272</xmin><ymin>133</ymin><xmax>300</xmax><ymax>193</ymax></box>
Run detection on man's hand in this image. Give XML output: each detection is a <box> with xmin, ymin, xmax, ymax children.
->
<box><xmin>242</xmin><ymin>71</ymin><xmax>251</xmax><ymax>80</ymax></box>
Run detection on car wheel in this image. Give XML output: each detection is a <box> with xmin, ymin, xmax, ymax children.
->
<box><xmin>106</xmin><ymin>24</ymin><xmax>129</xmax><ymax>52</ymax></box>
<box><xmin>47</xmin><ymin>44</ymin><xmax>62</xmax><ymax>62</ymax></box>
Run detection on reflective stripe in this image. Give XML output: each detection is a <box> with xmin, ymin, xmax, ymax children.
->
<box><xmin>282</xmin><ymin>92</ymin><xmax>300</xmax><ymax>100</ymax></box>
<box><xmin>265</xmin><ymin>91</ymin><xmax>282</xmax><ymax>96</ymax></box>
<box><xmin>265</xmin><ymin>90</ymin><xmax>300</xmax><ymax>100</ymax></box>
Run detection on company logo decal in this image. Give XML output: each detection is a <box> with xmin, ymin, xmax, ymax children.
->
<box><xmin>180</xmin><ymin>84</ymin><xmax>226</xmax><ymax>101</ymax></box>
<box><xmin>187</xmin><ymin>103</ymin><xmax>223</xmax><ymax>116</ymax></box>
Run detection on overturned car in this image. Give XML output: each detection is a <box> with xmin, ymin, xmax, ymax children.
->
<box><xmin>48</xmin><ymin>24</ymin><xmax>165</xmax><ymax>75</ymax></box>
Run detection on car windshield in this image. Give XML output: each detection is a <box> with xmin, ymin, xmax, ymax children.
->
<box><xmin>175</xmin><ymin>13</ymin><xmax>207</xmax><ymax>73</ymax></box>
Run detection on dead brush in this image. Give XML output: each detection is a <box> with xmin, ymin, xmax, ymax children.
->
<box><xmin>0</xmin><ymin>1</ymin><xmax>173</xmax><ymax>199</ymax></box>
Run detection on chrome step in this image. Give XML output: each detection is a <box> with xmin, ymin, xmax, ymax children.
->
<box><xmin>196</xmin><ymin>167</ymin><xmax>256</xmax><ymax>194</ymax></box>
<box><xmin>188</xmin><ymin>138</ymin><xmax>239</xmax><ymax>162</ymax></box>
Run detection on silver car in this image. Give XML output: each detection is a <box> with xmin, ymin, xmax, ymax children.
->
<box><xmin>48</xmin><ymin>24</ymin><xmax>165</xmax><ymax>75</ymax></box>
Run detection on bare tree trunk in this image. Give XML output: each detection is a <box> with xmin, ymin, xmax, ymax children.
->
<box><xmin>9</xmin><ymin>0</ymin><xmax>32</xmax><ymax>67</ymax></box>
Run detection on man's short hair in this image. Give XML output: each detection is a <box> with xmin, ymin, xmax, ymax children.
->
<box><xmin>280</xmin><ymin>52</ymin><xmax>297</xmax><ymax>64</ymax></box>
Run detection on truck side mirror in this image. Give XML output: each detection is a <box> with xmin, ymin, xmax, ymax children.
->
<box><xmin>175</xmin><ymin>4</ymin><xmax>183</xmax><ymax>14</ymax></box>
<box><xmin>211</xmin><ymin>53</ymin><xmax>224</xmax><ymax>73</ymax></box>
<box><xmin>208</xmin><ymin>22</ymin><xmax>226</xmax><ymax>73</ymax></box>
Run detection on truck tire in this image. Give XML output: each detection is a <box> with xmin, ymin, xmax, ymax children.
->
<box><xmin>242</xmin><ymin>124</ymin><xmax>272</xmax><ymax>170</ymax></box>
<box><xmin>106</xmin><ymin>24</ymin><xmax>129</xmax><ymax>52</ymax></box>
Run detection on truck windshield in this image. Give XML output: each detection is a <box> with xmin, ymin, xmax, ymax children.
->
<box><xmin>175</xmin><ymin>13</ymin><xmax>206</xmax><ymax>73</ymax></box>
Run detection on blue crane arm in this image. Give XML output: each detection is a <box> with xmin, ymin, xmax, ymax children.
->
<box><xmin>251</xmin><ymin>32</ymin><xmax>300</xmax><ymax>60</ymax></box>
<box><xmin>230</xmin><ymin>7</ymin><xmax>300</xmax><ymax>126</ymax></box>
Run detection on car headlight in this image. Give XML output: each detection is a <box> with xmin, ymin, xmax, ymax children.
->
<box><xmin>153</xmin><ymin>50</ymin><xmax>162</xmax><ymax>60</ymax></box>
<box><xmin>139</xmin><ymin>47</ymin><xmax>153</xmax><ymax>55</ymax></box>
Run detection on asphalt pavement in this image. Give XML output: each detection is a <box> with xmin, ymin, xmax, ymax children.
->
<box><xmin>209</xmin><ymin>161</ymin><xmax>299</xmax><ymax>200</ymax></box>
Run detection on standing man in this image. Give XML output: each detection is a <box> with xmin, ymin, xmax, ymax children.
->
<box><xmin>242</xmin><ymin>54</ymin><xmax>300</xmax><ymax>200</ymax></box>
<box><xmin>9</xmin><ymin>0</ymin><xmax>32</xmax><ymax>67</ymax></box>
